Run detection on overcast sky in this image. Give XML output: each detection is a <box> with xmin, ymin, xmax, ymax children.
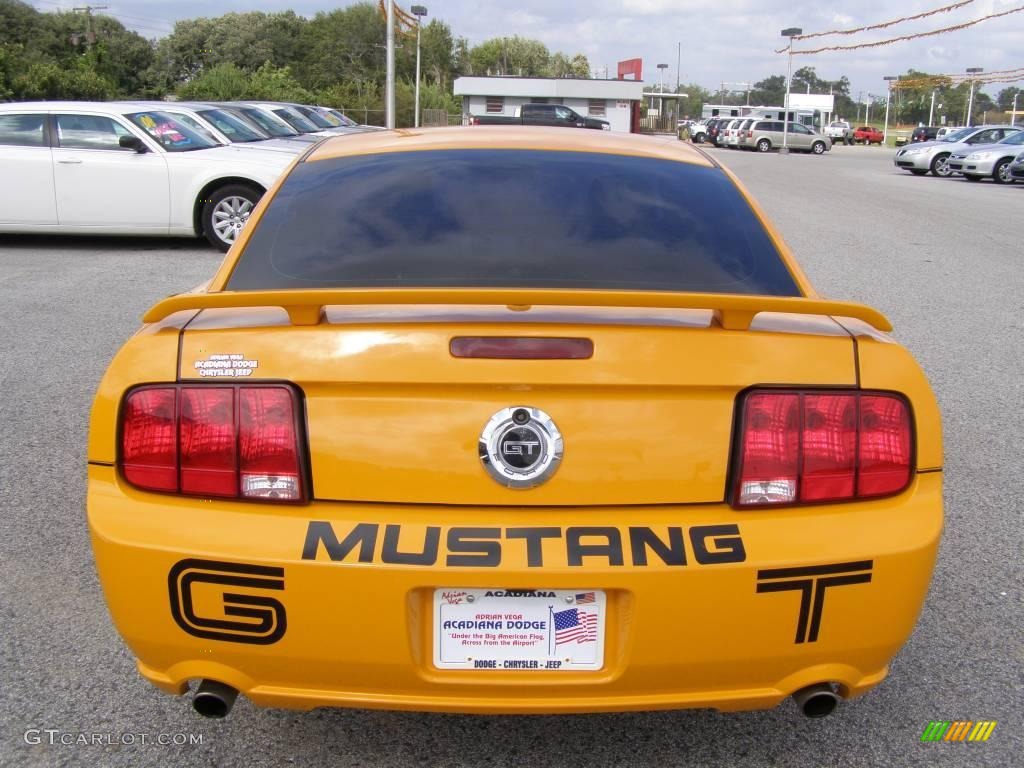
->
<box><xmin>36</xmin><ymin>0</ymin><xmax>1023</xmax><ymax>100</ymax></box>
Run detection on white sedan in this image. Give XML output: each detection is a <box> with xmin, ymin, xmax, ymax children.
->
<box><xmin>0</xmin><ymin>101</ymin><xmax>296</xmax><ymax>250</ymax></box>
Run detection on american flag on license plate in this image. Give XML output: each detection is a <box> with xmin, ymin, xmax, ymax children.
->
<box><xmin>553</xmin><ymin>607</ymin><xmax>597</xmax><ymax>645</ymax></box>
<box><xmin>575</xmin><ymin>592</ymin><xmax>596</xmax><ymax>605</ymax></box>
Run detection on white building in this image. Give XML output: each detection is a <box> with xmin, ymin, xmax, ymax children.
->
<box><xmin>453</xmin><ymin>76</ymin><xmax>646</xmax><ymax>133</ymax></box>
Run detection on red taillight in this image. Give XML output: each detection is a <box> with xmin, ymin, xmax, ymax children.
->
<box><xmin>180</xmin><ymin>388</ymin><xmax>236</xmax><ymax>497</ymax></box>
<box><xmin>239</xmin><ymin>387</ymin><xmax>302</xmax><ymax>500</ymax></box>
<box><xmin>120</xmin><ymin>384</ymin><xmax>304</xmax><ymax>502</ymax></box>
<box><xmin>858</xmin><ymin>394</ymin><xmax>912</xmax><ymax>497</ymax></box>
<box><xmin>733</xmin><ymin>390</ymin><xmax>912</xmax><ymax>508</ymax></box>
<box><xmin>121</xmin><ymin>388</ymin><xmax>177</xmax><ymax>491</ymax></box>
<box><xmin>747</xmin><ymin>130</ymin><xmax>753</xmax><ymax>138</ymax></box>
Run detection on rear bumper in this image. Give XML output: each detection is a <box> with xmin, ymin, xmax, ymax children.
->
<box><xmin>87</xmin><ymin>465</ymin><xmax>943</xmax><ymax>714</ymax></box>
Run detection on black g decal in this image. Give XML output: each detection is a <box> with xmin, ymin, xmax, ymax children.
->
<box><xmin>168</xmin><ymin>559</ymin><xmax>286</xmax><ymax>645</ymax></box>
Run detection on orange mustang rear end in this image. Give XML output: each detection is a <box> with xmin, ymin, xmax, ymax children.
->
<box><xmin>87</xmin><ymin>128</ymin><xmax>942</xmax><ymax>719</ymax></box>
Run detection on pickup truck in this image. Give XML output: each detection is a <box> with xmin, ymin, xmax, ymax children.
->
<box><xmin>470</xmin><ymin>104</ymin><xmax>610</xmax><ymax>130</ymax></box>
<box><xmin>853</xmin><ymin>126</ymin><xmax>884</xmax><ymax>145</ymax></box>
<box><xmin>824</xmin><ymin>120</ymin><xmax>853</xmax><ymax>145</ymax></box>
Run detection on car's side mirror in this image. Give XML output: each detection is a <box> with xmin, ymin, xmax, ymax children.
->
<box><xmin>119</xmin><ymin>135</ymin><xmax>148</xmax><ymax>153</ymax></box>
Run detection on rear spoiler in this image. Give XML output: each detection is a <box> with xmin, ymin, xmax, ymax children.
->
<box><xmin>143</xmin><ymin>288</ymin><xmax>892</xmax><ymax>332</ymax></box>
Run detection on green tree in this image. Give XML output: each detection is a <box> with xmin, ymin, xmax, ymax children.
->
<box><xmin>996</xmin><ymin>86</ymin><xmax>1020</xmax><ymax>111</ymax></box>
<box><xmin>298</xmin><ymin>4</ymin><xmax>384</xmax><ymax>95</ymax></box>
<box><xmin>176</xmin><ymin>62</ymin><xmax>249</xmax><ymax>100</ymax></box>
<box><xmin>246</xmin><ymin>62</ymin><xmax>312</xmax><ymax>102</ymax></box>
<box><xmin>750</xmin><ymin>75</ymin><xmax>785</xmax><ymax>106</ymax></box>
<box><xmin>676</xmin><ymin>82</ymin><xmax>711</xmax><ymax>120</ymax></box>
<box><xmin>418</xmin><ymin>19</ymin><xmax>457</xmax><ymax>90</ymax></box>
<box><xmin>12</xmin><ymin>59</ymin><xmax>115</xmax><ymax>99</ymax></box>
<box><xmin>546</xmin><ymin>51</ymin><xmax>590</xmax><ymax>78</ymax></box>
<box><xmin>467</xmin><ymin>36</ymin><xmax>550</xmax><ymax>76</ymax></box>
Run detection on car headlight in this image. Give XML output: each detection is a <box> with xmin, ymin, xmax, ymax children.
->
<box><xmin>901</xmin><ymin>147</ymin><xmax>925</xmax><ymax>155</ymax></box>
<box><xmin>967</xmin><ymin>151</ymin><xmax>997</xmax><ymax>160</ymax></box>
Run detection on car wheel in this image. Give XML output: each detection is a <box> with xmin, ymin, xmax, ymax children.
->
<box><xmin>964</xmin><ymin>174</ymin><xmax>982</xmax><ymax>183</ymax></box>
<box><xmin>693</xmin><ymin>134</ymin><xmax>705</xmax><ymax>144</ymax></box>
<box><xmin>756</xmin><ymin>139</ymin><xmax>771</xmax><ymax>153</ymax></box>
<box><xmin>910</xmin><ymin>169</ymin><xmax>928</xmax><ymax>176</ymax></box>
<box><xmin>202</xmin><ymin>184</ymin><xmax>263</xmax><ymax>252</ymax></box>
<box><xmin>993</xmin><ymin>159</ymin><xmax>1013</xmax><ymax>184</ymax></box>
<box><xmin>930</xmin><ymin>153</ymin><xmax>952</xmax><ymax>177</ymax></box>
<box><xmin>811</xmin><ymin>141</ymin><xmax>826</xmax><ymax>155</ymax></box>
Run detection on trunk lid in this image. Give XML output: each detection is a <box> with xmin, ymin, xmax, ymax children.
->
<box><xmin>179</xmin><ymin>306</ymin><xmax>855</xmax><ymax>506</ymax></box>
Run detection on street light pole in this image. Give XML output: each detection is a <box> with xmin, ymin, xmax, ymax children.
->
<box><xmin>657</xmin><ymin>63</ymin><xmax>668</xmax><ymax>120</ymax></box>
<box><xmin>780</xmin><ymin>27</ymin><xmax>802</xmax><ymax>154</ymax></box>
<box><xmin>1013</xmin><ymin>92</ymin><xmax>1019</xmax><ymax>127</ymax></box>
<box><xmin>411</xmin><ymin>5</ymin><xmax>427</xmax><ymax>128</ymax></box>
<box><xmin>928</xmin><ymin>89</ymin><xmax>936</xmax><ymax>126</ymax></box>
<box><xmin>965</xmin><ymin>67</ymin><xmax>982</xmax><ymax>127</ymax></box>
<box><xmin>883</xmin><ymin>76</ymin><xmax>897</xmax><ymax>145</ymax></box>
<box><xmin>385</xmin><ymin>0</ymin><xmax>395</xmax><ymax>128</ymax></box>
<box><xmin>676</xmin><ymin>42</ymin><xmax>681</xmax><ymax>92</ymax></box>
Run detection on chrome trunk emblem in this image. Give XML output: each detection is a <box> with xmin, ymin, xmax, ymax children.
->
<box><xmin>479</xmin><ymin>407</ymin><xmax>563</xmax><ymax>488</ymax></box>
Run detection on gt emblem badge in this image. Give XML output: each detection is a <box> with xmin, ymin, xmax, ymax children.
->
<box><xmin>479</xmin><ymin>407</ymin><xmax>563</xmax><ymax>489</ymax></box>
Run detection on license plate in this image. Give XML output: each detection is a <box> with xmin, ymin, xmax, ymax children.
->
<box><xmin>433</xmin><ymin>589</ymin><xmax>606</xmax><ymax>671</ymax></box>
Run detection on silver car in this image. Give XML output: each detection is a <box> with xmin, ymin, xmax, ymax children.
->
<box><xmin>948</xmin><ymin>130</ymin><xmax>1024</xmax><ymax>183</ymax></box>
<box><xmin>893</xmin><ymin>125</ymin><xmax>1021</xmax><ymax>177</ymax></box>
<box><xmin>1011</xmin><ymin>150</ymin><xmax>1024</xmax><ymax>182</ymax></box>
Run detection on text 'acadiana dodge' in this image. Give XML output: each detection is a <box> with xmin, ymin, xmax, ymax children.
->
<box><xmin>301</xmin><ymin>522</ymin><xmax>746</xmax><ymax>567</ymax></box>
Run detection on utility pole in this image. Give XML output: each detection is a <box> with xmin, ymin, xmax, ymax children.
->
<box><xmin>73</xmin><ymin>5</ymin><xmax>108</xmax><ymax>47</ymax></box>
<box><xmin>1012</xmin><ymin>92</ymin><xmax>1019</xmax><ymax>126</ymax></box>
<box><xmin>780</xmin><ymin>27</ymin><xmax>802</xmax><ymax>154</ymax></box>
<box><xmin>965</xmin><ymin>67</ymin><xmax>982</xmax><ymax>127</ymax></box>
<box><xmin>411</xmin><ymin>6</ymin><xmax>428</xmax><ymax>128</ymax></box>
<box><xmin>928</xmin><ymin>89</ymin><xmax>937</xmax><ymax>126</ymax></box>
<box><xmin>385</xmin><ymin>0</ymin><xmax>395</xmax><ymax>129</ymax></box>
<box><xmin>676</xmin><ymin>42</ymin><xmax>681</xmax><ymax>92</ymax></box>
<box><xmin>883</xmin><ymin>76</ymin><xmax>897</xmax><ymax>145</ymax></box>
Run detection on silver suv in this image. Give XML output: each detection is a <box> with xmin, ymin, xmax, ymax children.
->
<box><xmin>747</xmin><ymin>119</ymin><xmax>831</xmax><ymax>154</ymax></box>
<box><xmin>893</xmin><ymin>125</ymin><xmax>1020</xmax><ymax>177</ymax></box>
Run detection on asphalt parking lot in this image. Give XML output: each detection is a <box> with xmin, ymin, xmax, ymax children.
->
<box><xmin>1</xmin><ymin>145</ymin><xmax>1020</xmax><ymax>768</ymax></box>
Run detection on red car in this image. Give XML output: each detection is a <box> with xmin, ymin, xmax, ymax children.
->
<box><xmin>854</xmin><ymin>126</ymin><xmax>884</xmax><ymax>145</ymax></box>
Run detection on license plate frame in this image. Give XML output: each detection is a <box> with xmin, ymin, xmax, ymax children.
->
<box><xmin>433</xmin><ymin>588</ymin><xmax>606</xmax><ymax>671</ymax></box>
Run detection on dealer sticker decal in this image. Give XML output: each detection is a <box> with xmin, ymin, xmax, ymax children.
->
<box><xmin>433</xmin><ymin>589</ymin><xmax>605</xmax><ymax>670</ymax></box>
<box><xmin>194</xmin><ymin>353</ymin><xmax>259</xmax><ymax>378</ymax></box>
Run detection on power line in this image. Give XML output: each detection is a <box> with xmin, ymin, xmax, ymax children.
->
<box><xmin>779</xmin><ymin>0</ymin><xmax>977</xmax><ymax>46</ymax></box>
<box><xmin>782</xmin><ymin>4</ymin><xmax>1024</xmax><ymax>56</ymax></box>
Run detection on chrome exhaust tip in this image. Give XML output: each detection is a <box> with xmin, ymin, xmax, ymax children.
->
<box><xmin>792</xmin><ymin>683</ymin><xmax>840</xmax><ymax>718</ymax></box>
<box><xmin>192</xmin><ymin>680</ymin><xmax>238</xmax><ymax>719</ymax></box>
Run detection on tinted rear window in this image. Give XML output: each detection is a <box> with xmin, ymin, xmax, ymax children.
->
<box><xmin>227</xmin><ymin>149</ymin><xmax>800</xmax><ymax>296</ymax></box>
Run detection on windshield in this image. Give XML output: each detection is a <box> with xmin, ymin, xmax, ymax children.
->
<box><xmin>272</xmin><ymin>107</ymin><xmax>320</xmax><ymax>133</ymax></box>
<box><xmin>291</xmin><ymin>106</ymin><xmax>334</xmax><ymax>129</ymax></box>
<box><xmin>231</xmin><ymin>107</ymin><xmax>298</xmax><ymax>137</ymax></box>
<box><xmin>942</xmin><ymin>127</ymin><xmax>975</xmax><ymax>142</ymax></box>
<box><xmin>998</xmin><ymin>130</ymin><xmax>1024</xmax><ymax>145</ymax></box>
<box><xmin>228</xmin><ymin>149</ymin><xmax>800</xmax><ymax>297</ymax></box>
<box><xmin>126</xmin><ymin>111</ymin><xmax>220</xmax><ymax>152</ymax></box>
<box><xmin>327</xmin><ymin>110</ymin><xmax>358</xmax><ymax>127</ymax></box>
<box><xmin>195</xmin><ymin>108</ymin><xmax>268</xmax><ymax>142</ymax></box>
<box><xmin>164</xmin><ymin>112</ymin><xmax>221</xmax><ymax>144</ymax></box>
